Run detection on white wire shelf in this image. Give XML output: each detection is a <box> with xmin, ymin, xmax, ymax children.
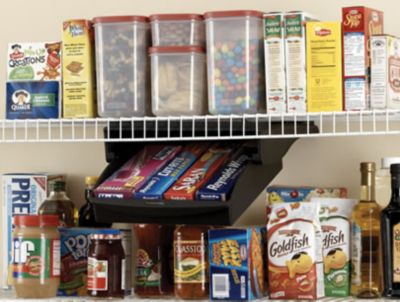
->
<box><xmin>1</xmin><ymin>110</ymin><xmax>400</xmax><ymax>143</ymax></box>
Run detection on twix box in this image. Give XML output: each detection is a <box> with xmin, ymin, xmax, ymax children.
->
<box><xmin>62</xmin><ymin>20</ymin><xmax>96</xmax><ymax>118</ymax></box>
<box><xmin>342</xmin><ymin>7</ymin><xmax>384</xmax><ymax>110</ymax></box>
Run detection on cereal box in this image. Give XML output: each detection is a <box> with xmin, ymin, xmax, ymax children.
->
<box><xmin>7</xmin><ymin>42</ymin><xmax>61</xmax><ymax>81</ymax></box>
<box><xmin>267</xmin><ymin>202</ymin><xmax>324</xmax><ymax>299</ymax></box>
<box><xmin>284</xmin><ymin>11</ymin><xmax>318</xmax><ymax>113</ymax></box>
<box><xmin>6</xmin><ymin>81</ymin><xmax>60</xmax><ymax>119</ymax></box>
<box><xmin>342</xmin><ymin>7</ymin><xmax>384</xmax><ymax>110</ymax></box>
<box><xmin>62</xmin><ymin>20</ymin><xmax>96</xmax><ymax>118</ymax></box>
<box><xmin>134</xmin><ymin>144</ymin><xmax>209</xmax><ymax>200</ymax></box>
<box><xmin>164</xmin><ymin>144</ymin><xmax>233</xmax><ymax>200</ymax></box>
<box><xmin>94</xmin><ymin>145</ymin><xmax>182</xmax><ymax>199</ymax></box>
<box><xmin>2</xmin><ymin>173</ymin><xmax>64</xmax><ymax>288</ymax></box>
<box><xmin>306</xmin><ymin>22</ymin><xmax>343</xmax><ymax>112</ymax></box>
<box><xmin>209</xmin><ymin>227</ymin><xmax>266</xmax><ymax>300</ymax></box>
<box><xmin>264</xmin><ymin>12</ymin><xmax>286</xmax><ymax>113</ymax></box>
<box><xmin>371</xmin><ymin>35</ymin><xmax>400</xmax><ymax>109</ymax></box>
<box><xmin>311</xmin><ymin>198</ymin><xmax>357</xmax><ymax>297</ymax></box>
<box><xmin>58</xmin><ymin>228</ymin><xmax>104</xmax><ymax>296</ymax></box>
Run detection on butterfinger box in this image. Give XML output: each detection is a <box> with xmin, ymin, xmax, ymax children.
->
<box><xmin>209</xmin><ymin>227</ymin><xmax>266</xmax><ymax>300</ymax></box>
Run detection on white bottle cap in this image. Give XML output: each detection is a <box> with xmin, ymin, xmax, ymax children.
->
<box><xmin>381</xmin><ymin>157</ymin><xmax>400</xmax><ymax>169</ymax></box>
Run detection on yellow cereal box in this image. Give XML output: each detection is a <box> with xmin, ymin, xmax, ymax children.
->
<box><xmin>62</xmin><ymin>20</ymin><xmax>96</xmax><ymax>118</ymax></box>
<box><xmin>306</xmin><ymin>22</ymin><xmax>343</xmax><ymax>112</ymax></box>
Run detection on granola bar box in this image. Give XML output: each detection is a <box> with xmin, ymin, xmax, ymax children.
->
<box><xmin>209</xmin><ymin>227</ymin><xmax>266</xmax><ymax>300</ymax></box>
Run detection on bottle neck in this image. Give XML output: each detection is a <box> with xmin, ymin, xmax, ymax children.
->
<box><xmin>49</xmin><ymin>190</ymin><xmax>69</xmax><ymax>200</ymax></box>
<box><xmin>360</xmin><ymin>170</ymin><xmax>376</xmax><ymax>202</ymax></box>
<box><xmin>390</xmin><ymin>175</ymin><xmax>400</xmax><ymax>205</ymax></box>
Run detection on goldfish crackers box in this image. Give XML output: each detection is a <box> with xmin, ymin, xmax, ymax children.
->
<box><xmin>209</xmin><ymin>227</ymin><xmax>266</xmax><ymax>300</ymax></box>
<box><xmin>62</xmin><ymin>20</ymin><xmax>96</xmax><ymax>118</ymax></box>
<box><xmin>267</xmin><ymin>202</ymin><xmax>324</xmax><ymax>299</ymax></box>
<box><xmin>342</xmin><ymin>7</ymin><xmax>384</xmax><ymax>110</ymax></box>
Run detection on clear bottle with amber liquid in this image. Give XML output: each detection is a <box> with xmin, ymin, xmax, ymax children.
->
<box><xmin>382</xmin><ymin>163</ymin><xmax>400</xmax><ymax>297</ymax></box>
<box><xmin>351</xmin><ymin>162</ymin><xmax>382</xmax><ymax>298</ymax></box>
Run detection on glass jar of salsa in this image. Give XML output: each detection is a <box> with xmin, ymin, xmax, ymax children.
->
<box><xmin>133</xmin><ymin>224</ymin><xmax>174</xmax><ymax>298</ymax></box>
<box><xmin>174</xmin><ymin>225</ymin><xmax>209</xmax><ymax>299</ymax></box>
<box><xmin>87</xmin><ymin>229</ymin><xmax>125</xmax><ymax>299</ymax></box>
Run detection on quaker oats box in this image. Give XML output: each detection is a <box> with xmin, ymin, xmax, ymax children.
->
<box><xmin>2</xmin><ymin>173</ymin><xmax>64</xmax><ymax>288</ymax></box>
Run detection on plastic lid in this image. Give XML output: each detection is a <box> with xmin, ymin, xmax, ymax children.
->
<box><xmin>150</xmin><ymin>14</ymin><xmax>203</xmax><ymax>21</ymax></box>
<box><xmin>149</xmin><ymin>46</ymin><xmax>205</xmax><ymax>54</ymax></box>
<box><xmin>50</xmin><ymin>180</ymin><xmax>66</xmax><ymax>192</ymax></box>
<box><xmin>85</xmin><ymin>176</ymin><xmax>98</xmax><ymax>186</ymax></box>
<box><xmin>14</xmin><ymin>215</ymin><xmax>40</xmax><ymax>227</ymax></box>
<box><xmin>40</xmin><ymin>215</ymin><xmax>60</xmax><ymax>227</ymax></box>
<box><xmin>90</xmin><ymin>229</ymin><xmax>121</xmax><ymax>240</ymax></box>
<box><xmin>382</xmin><ymin>157</ymin><xmax>400</xmax><ymax>169</ymax></box>
<box><xmin>93</xmin><ymin>15</ymin><xmax>149</xmax><ymax>24</ymax></box>
<box><xmin>204</xmin><ymin>10</ymin><xmax>264</xmax><ymax>19</ymax></box>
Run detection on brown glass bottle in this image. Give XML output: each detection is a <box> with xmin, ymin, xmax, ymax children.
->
<box><xmin>351</xmin><ymin>162</ymin><xmax>382</xmax><ymax>298</ymax></box>
<box><xmin>133</xmin><ymin>224</ymin><xmax>174</xmax><ymax>298</ymax></box>
<box><xmin>382</xmin><ymin>163</ymin><xmax>400</xmax><ymax>297</ymax></box>
<box><xmin>174</xmin><ymin>225</ymin><xmax>209</xmax><ymax>299</ymax></box>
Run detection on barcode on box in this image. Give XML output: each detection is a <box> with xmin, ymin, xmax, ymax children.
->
<box><xmin>212</xmin><ymin>274</ymin><xmax>229</xmax><ymax>298</ymax></box>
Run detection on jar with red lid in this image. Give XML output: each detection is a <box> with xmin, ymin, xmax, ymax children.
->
<box><xmin>87</xmin><ymin>229</ymin><xmax>125</xmax><ymax>299</ymax></box>
<box><xmin>12</xmin><ymin>215</ymin><xmax>60</xmax><ymax>298</ymax></box>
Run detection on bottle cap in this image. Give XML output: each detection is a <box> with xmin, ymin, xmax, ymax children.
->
<box><xmin>14</xmin><ymin>215</ymin><xmax>40</xmax><ymax>227</ymax></box>
<box><xmin>360</xmin><ymin>162</ymin><xmax>376</xmax><ymax>172</ymax></box>
<box><xmin>40</xmin><ymin>215</ymin><xmax>60</xmax><ymax>227</ymax></box>
<box><xmin>382</xmin><ymin>157</ymin><xmax>400</xmax><ymax>169</ymax></box>
<box><xmin>50</xmin><ymin>180</ymin><xmax>66</xmax><ymax>192</ymax></box>
<box><xmin>391</xmin><ymin>163</ymin><xmax>400</xmax><ymax>175</ymax></box>
<box><xmin>85</xmin><ymin>176</ymin><xmax>98</xmax><ymax>186</ymax></box>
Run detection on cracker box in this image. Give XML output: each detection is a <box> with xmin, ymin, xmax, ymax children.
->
<box><xmin>94</xmin><ymin>145</ymin><xmax>182</xmax><ymax>199</ymax></box>
<box><xmin>267</xmin><ymin>202</ymin><xmax>324</xmax><ymax>299</ymax></box>
<box><xmin>284</xmin><ymin>11</ymin><xmax>318</xmax><ymax>113</ymax></box>
<box><xmin>371</xmin><ymin>35</ymin><xmax>400</xmax><ymax>109</ymax></box>
<box><xmin>306</xmin><ymin>22</ymin><xmax>343</xmax><ymax>112</ymax></box>
<box><xmin>209</xmin><ymin>227</ymin><xmax>266</xmax><ymax>300</ymax></box>
<box><xmin>264</xmin><ymin>12</ymin><xmax>286</xmax><ymax>113</ymax></box>
<box><xmin>2</xmin><ymin>173</ymin><xmax>64</xmax><ymax>288</ymax></box>
<box><xmin>196</xmin><ymin>152</ymin><xmax>248</xmax><ymax>201</ymax></box>
<box><xmin>58</xmin><ymin>228</ymin><xmax>105</xmax><ymax>296</ymax></box>
<box><xmin>342</xmin><ymin>7</ymin><xmax>384</xmax><ymax>110</ymax></box>
<box><xmin>6</xmin><ymin>81</ymin><xmax>60</xmax><ymax>119</ymax></box>
<box><xmin>164</xmin><ymin>144</ymin><xmax>233</xmax><ymax>200</ymax></box>
<box><xmin>134</xmin><ymin>144</ymin><xmax>209</xmax><ymax>200</ymax></box>
<box><xmin>62</xmin><ymin>20</ymin><xmax>96</xmax><ymax>118</ymax></box>
<box><xmin>7</xmin><ymin>42</ymin><xmax>62</xmax><ymax>81</ymax></box>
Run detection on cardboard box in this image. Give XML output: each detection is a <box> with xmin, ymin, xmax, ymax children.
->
<box><xmin>342</xmin><ymin>6</ymin><xmax>384</xmax><ymax>110</ymax></box>
<box><xmin>2</xmin><ymin>173</ymin><xmax>64</xmax><ymax>288</ymax></box>
<box><xmin>209</xmin><ymin>227</ymin><xmax>266</xmax><ymax>300</ymax></box>
<box><xmin>371</xmin><ymin>35</ymin><xmax>400</xmax><ymax>109</ymax></box>
<box><xmin>62</xmin><ymin>20</ymin><xmax>96</xmax><ymax>118</ymax></box>
<box><xmin>264</xmin><ymin>12</ymin><xmax>286</xmax><ymax>113</ymax></box>
<box><xmin>284</xmin><ymin>11</ymin><xmax>317</xmax><ymax>113</ymax></box>
<box><xmin>306</xmin><ymin>22</ymin><xmax>343</xmax><ymax>112</ymax></box>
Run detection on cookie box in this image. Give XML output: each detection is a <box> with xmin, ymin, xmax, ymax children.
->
<box><xmin>209</xmin><ymin>227</ymin><xmax>266</xmax><ymax>300</ymax></box>
<box><xmin>94</xmin><ymin>145</ymin><xmax>182</xmax><ymax>199</ymax></box>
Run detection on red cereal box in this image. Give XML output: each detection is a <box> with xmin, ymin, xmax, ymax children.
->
<box><xmin>163</xmin><ymin>144</ymin><xmax>233</xmax><ymax>200</ymax></box>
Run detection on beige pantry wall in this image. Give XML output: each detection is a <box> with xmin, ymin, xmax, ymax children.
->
<box><xmin>0</xmin><ymin>0</ymin><xmax>399</xmax><ymax>284</ymax></box>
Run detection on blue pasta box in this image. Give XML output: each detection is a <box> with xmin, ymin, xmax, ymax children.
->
<box><xmin>196</xmin><ymin>153</ymin><xmax>248</xmax><ymax>201</ymax></box>
<box><xmin>209</xmin><ymin>227</ymin><xmax>266</xmax><ymax>300</ymax></box>
<box><xmin>6</xmin><ymin>81</ymin><xmax>61</xmax><ymax>119</ymax></box>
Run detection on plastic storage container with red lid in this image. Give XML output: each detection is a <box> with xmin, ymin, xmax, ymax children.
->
<box><xmin>150</xmin><ymin>45</ymin><xmax>207</xmax><ymax>116</ymax></box>
<box><xmin>150</xmin><ymin>13</ymin><xmax>205</xmax><ymax>46</ymax></box>
<box><xmin>93</xmin><ymin>15</ymin><xmax>151</xmax><ymax>118</ymax></box>
<box><xmin>205</xmin><ymin>10</ymin><xmax>265</xmax><ymax>115</ymax></box>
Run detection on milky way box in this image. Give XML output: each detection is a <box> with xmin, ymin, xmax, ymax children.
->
<box><xmin>6</xmin><ymin>81</ymin><xmax>60</xmax><ymax>119</ymax></box>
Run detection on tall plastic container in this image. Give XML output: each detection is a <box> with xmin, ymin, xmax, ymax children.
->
<box><xmin>204</xmin><ymin>10</ymin><xmax>265</xmax><ymax>115</ymax></box>
<box><xmin>93</xmin><ymin>16</ymin><xmax>151</xmax><ymax>117</ymax></box>
<box><xmin>376</xmin><ymin>157</ymin><xmax>400</xmax><ymax>207</ymax></box>
<box><xmin>150</xmin><ymin>46</ymin><xmax>207</xmax><ymax>116</ymax></box>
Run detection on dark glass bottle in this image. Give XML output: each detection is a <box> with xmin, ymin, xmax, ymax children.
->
<box><xmin>382</xmin><ymin>163</ymin><xmax>400</xmax><ymax>297</ymax></box>
<box><xmin>78</xmin><ymin>176</ymin><xmax>111</xmax><ymax>228</ymax></box>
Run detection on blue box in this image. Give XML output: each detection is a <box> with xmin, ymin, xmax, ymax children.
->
<box><xmin>6</xmin><ymin>81</ymin><xmax>60</xmax><ymax>119</ymax></box>
<box><xmin>209</xmin><ymin>227</ymin><xmax>266</xmax><ymax>300</ymax></box>
<box><xmin>196</xmin><ymin>153</ymin><xmax>248</xmax><ymax>201</ymax></box>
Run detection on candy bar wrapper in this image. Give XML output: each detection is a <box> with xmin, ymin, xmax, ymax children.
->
<box><xmin>196</xmin><ymin>152</ymin><xmax>249</xmax><ymax>201</ymax></box>
<box><xmin>94</xmin><ymin>145</ymin><xmax>182</xmax><ymax>199</ymax></box>
<box><xmin>134</xmin><ymin>143</ymin><xmax>209</xmax><ymax>200</ymax></box>
<box><xmin>164</xmin><ymin>144</ymin><xmax>234</xmax><ymax>200</ymax></box>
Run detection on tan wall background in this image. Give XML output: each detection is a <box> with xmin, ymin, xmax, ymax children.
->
<box><xmin>0</xmin><ymin>0</ymin><xmax>399</xmax><ymax>285</ymax></box>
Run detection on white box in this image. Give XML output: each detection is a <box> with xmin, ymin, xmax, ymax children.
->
<box><xmin>371</xmin><ymin>35</ymin><xmax>400</xmax><ymax>109</ymax></box>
